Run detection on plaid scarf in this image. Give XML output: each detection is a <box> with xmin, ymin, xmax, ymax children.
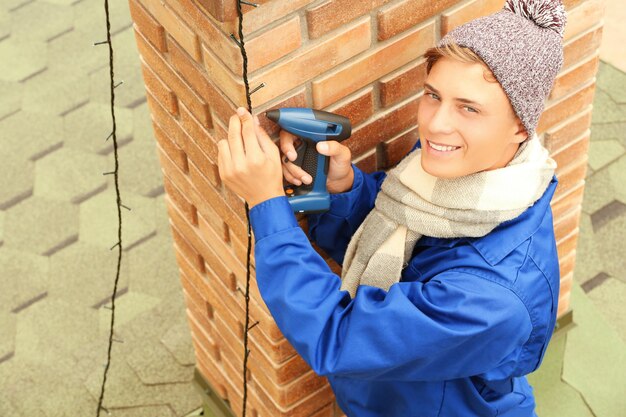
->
<box><xmin>340</xmin><ymin>134</ymin><xmax>556</xmax><ymax>298</ymax></box>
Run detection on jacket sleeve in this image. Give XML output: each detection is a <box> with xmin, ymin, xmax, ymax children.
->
<box><xmin>306</xmin><ymin>164</ymin><xmax>387</xmax><ymax>266</ymax></box>
<box><xmin>249</xmin><ymin>196</ymin><xmax>533</xmax><ymax>382</ymax></box>
<box><xmin>306</xmin><ymin>140</ymin><xmax>421</xmax><ymax>266</ymax></box>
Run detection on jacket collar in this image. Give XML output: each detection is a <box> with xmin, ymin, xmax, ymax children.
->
<box><xmin>465</xmin><ymin>175</ymin><xmax>558</xmax><ymax>265</ymax></box>
<box><xmin>408</xmin><ymin>140</ymin><xmax>559</xmax><ymax>265</ymax></box>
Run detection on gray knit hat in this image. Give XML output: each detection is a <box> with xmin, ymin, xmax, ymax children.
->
<box><xmin>438</xmin><ymin>0</ymin><xmax>567</xmax><ymax>140</ymax></box>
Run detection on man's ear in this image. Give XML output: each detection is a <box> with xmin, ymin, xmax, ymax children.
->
<box><xmin>513</xmin><ymin>119</ymin><xmax>528</xmax><ymax>144</ymax></box>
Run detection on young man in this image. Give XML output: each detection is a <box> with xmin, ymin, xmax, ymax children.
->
<box><xmin>217</xmin><ymin>1</ymin><xmax>567</xmax><ymax>415</ymax></box>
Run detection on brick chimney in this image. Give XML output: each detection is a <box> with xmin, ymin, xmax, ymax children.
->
<box><xmin>128</xmin><ymin>0</ymin><xmax>605</xmax><ymax>415</ymax></box>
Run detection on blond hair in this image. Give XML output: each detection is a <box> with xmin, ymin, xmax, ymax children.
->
<box><xmin>424</xmin><ymin>42</ymin><xmax>498</xmax><ymax>84</ymax></box>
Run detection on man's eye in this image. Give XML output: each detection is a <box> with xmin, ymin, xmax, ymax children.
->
<box><xmin>426</xmin><ymin>92</ymin><xmax>439</xmax><ymax>100</ymax></box>
<box><xmin>464</xmin><ymin>106</ymin><xmax>478</xmax><ymax>113</ymax></box>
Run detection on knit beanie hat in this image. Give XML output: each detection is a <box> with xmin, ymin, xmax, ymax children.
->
<box><xmin>437</xmin><ymin>0</ymin><xmax>567</xmax><ymax>140</ymax></box>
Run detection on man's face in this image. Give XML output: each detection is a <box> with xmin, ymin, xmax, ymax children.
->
<box><xmin>417</xmin><ymin>57</ymin><xmax>528</xmax><ymax>179</ymax></box>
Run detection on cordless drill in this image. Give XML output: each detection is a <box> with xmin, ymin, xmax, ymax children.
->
<box><xmin>265</xmin><ymin>108</ymin><xmax>352</xmax><ymax>214</ymax></box>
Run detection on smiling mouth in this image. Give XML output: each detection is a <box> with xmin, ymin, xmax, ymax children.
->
<box><xmin>426</xmin><ymin>140</ymin><xmax>461</xmax><ymax>152</ymax></box>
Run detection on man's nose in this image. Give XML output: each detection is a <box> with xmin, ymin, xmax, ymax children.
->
<box><xmin>428</xmin><ymin>104</ymin><xmax>455</xmax><ymax>135</ymax></box>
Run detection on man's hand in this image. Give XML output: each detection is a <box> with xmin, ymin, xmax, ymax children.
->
<box><xmin>217</xmin><ymin>107</ymin><xmax>285</xmax><ymax>209</ymax></box>
<box><xmin>279</xmin><ymin>130</ymin><xmax>354</xmax><ymax>194</ymax></box>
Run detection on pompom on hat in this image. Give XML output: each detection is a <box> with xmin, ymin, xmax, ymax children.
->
<box><xmin>438</xmin><ymin>0</ymin><xmax>568</xmax><ymax>141</ymax></box>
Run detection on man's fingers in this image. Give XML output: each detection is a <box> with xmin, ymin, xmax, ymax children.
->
<box><xmin>317</xmin><ymin>141</ymin><xmax>351</xmax><ymax>163</ymax></box>
<box><xmin>217</xmin><ymin>139</ymin><xmax>232</xmax><ymax>179</ymax></box>
<box><xmin>237</xmin><ymin>107</ymin><xmax>262</xmax><ymax>159</ymax></box>
<box><xmin>279</xmin><ymin>129</ymin><xmax>299</xmax><ymax>161</ymax></box>
<box><xmin>228</xmin><ymin>112</ymin><xmax>245</xmax><ymax>163</ymax></box>
<box><xmin>254</xmin><ymin>121</ymin><xmax>279</xmax><ymax>159</ymax></box>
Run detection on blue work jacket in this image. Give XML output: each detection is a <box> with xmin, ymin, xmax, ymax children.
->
<box><xmin>249</xmin><ymin>141</ymin><xmax>560</xmax><ymax>417</ymax></box>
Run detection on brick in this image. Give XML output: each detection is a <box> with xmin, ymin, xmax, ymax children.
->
<box><xmin>184</xmin><ymin>300</ymin><xmax>220</xmax><ymax>361</ymax></box>
<box><xmin>151</xmin><ymin>118</ymin><xmax>189</xmax><ymax>174</ymax></box>
<box><xmin>193</xmin><ymin>0</ymin><xmax>237</xmax><ymax>23</ymax></box>
<box><xmin>544</xmin><ymin>107</ymin><xmax>592</xmax><ymax>155</ymax></box>
<box><xmin>250</xmin><ymin>17</ymin><xmax>372</xmax><ymax>108</ymax></box>
<box><xmin>171</xmin><ymin>228</ymin><xmax>205</xmax><ymax>274</ymax></box>
<box><xmin>202</xmin><ymin>260</ymin><xmax>298</xmax><ymax>360</ymax></box>
<box><xmin>554</xmin><ymin>157</ymin><xmax>588</xmax><ymax>201</ymax></box>
<box><xmin>137</xmin><ymin>0</ymin><xmax>200</xmax><ymax>60</ymax></box>
<box><xmin>309</xmin><ymin>403</ymin><xmax>334</xmax><ymax>417</ymax></box>
<box><xmin>556</xmin><ymin>227</ymin><xmax>579</xmax><ymax>260</ymax></box>
<box><xmin>166</xmin><ymin>192</ymin><xmax>234</xmax><ymax>287</ymax></box>
<box><xmin>202</xmin><ymin>43</ymin><xmax>247</xmax><ymax>105</ymax></box>
<box><xmin>559</xmin><ymin>250</ymin><xmax>577</xmax><ymax>281</ymax></box>
<box><xmin>161</xmin><ymin>138</ymin><xmax>235</xmax><ymax>250</ymax></box>
<box><xmin>255</xmin><ymin>88</ymin><xmax>308</xmax><ymax>138</ymax></box>
<box><xmin>537</xmin><ymin>80</ymin><xmax>595</xmax><ymax>135</ymax></box>
<box><xmin>212</xmin><ymin>307</ymin><xmax>327</xmax><ymax>408</ymax></box>
<box><xmin>312</xmin><ymin>21</ymin><xmax>434</xmax><ymax>108</ymax></box>
<box><xmin>441</xmin><ymin>0</ymin><xmax>503</xmax><ymax>35</ymax></box>
<box><xmin>557</xmin><ymin>291</ymin><xmax>570</xmax><ymax>318</ymax></box>
<box><xmin>379</xmin><ymin>59</ymin><xmax>428</xmax><ymax>108</ymax></box>
<box><xmin>306</xmin><ymin>0</ymin><xmax>391</xmax><ymax>39</ymax></box>
<box><xmin>164</xmin><ymin>175</ymin><xmax>198</xmax><ymax>226</ymax></box>
<box><xmin>252</xmin><ymin>372</ymin><xmax>334</xmax><ymax>417</ymax></box>
<box><xmin>167</xmin><ymin>36</ymin><xmax>235</xmax><ymax>126</ymax></box>
<box><xmin>128</xmin><ymin>0</ymin><xmax>166</xmax><ymax>52</ymax></box>
<box><xmin>188</xmin><ymin>160</ymin><xmax>248</xmax><ymax>242</ymax></box>
<box><xmin>550</xmin><ymin>130</ymin><xmax>590</xmax><ymax>172</ymax></box>
<box><xmin>200</xmin><ymin>208</ymin><xmax>255</xmax><ymax>269</ymax></box>
<box><xmin>345</xmin><ymin>97</ymin><xmax>419</xmax><ymax>158</ymax></box>
<box><xmin>146</xmin><ymin>89</ymin><xmax>187</xmax><ymax>149</ymax></box>
<box><xmin>191</xmin><ymin>331</ymin><xmax>246</xmax><ymax>416</ymax></box>
<box><xmin>326</xmin><ymin>86</ymin><xmax>375</xmax><ymax>128</ymax></box>
<box><xmin>244</xmin><ymin>16</ymin><xmax>302</xmax><ymax>74</ymax></box>
<box><xmin>197</xmin><ymin>211</ymin><xmax>250</xmax><ymax>289</ymax></box>
<box><xmin>560</xmin><ymin>272</ymin><xmax>574</xmax><ymax>301</ymax></box>
<box><xmin>378</xmin><ymin>0</ymin><xmax>456</xmax><ymax>41</ymax></box>
<box><xmin>179</xmin><ymin>250</ymin><xmax>315</xmax><ymax>389</ymax></box>
<box><xmin>213</xmin><ymin>115</ymin><xmax>230</xmax><ymax>143</ymax></box>
<box><xmin>230</xmin><ymin>229</ymin><xmax>256</xmax><ymax>270</ymax></box>
<box><xmin>218</xmin><ymin>0</ymin><xmax>317</xmax><ymax>37</ymax></box>
<box><xmin>563</xmin><ymin>24</ymin><xmax>603</xmax><ymax>71</ymax></box>
<box><xmin>176</xmin><ymin>233</ymin><xmax>288</xmax><ymax>351</ymax></box>
<box><xmin>553</xmin><ymin>205</ymin><xmax>581</xmax><ymax>243</ymax></box>
<box><xmin>384</xmin><ymin>126</ymin><xmax>420</xmax><ymax>169</ymax></box>
<box><xmin>167</xmin><ymin>0</ymin><xmax>240</xmax><ymax>72</ymax></box>
<box><xmin>135</xmin><ymin>28</ymin><xmax>211</xmax><ymax>128</ymax></box>
<box><xmin>140</xmin><ymin>58</ymin><xmax>179</xmax><ymax>116</ymax></box>
<box><xmin>551</xmin><ymin>183</ymin><xmax>585</xmax><ymax>221</ymax></box>
<box><xmin>563</xmin><ymin>0</ymin><xmax>606</xmax><ymax>42</ymax></box>
<box><xmin>550</xmin><ymin>54</ymin><xmax>600</xmax><ymax>101</ymax></box>
<box><xmin>354</xmin><ymin>149</ymin><xmax>377</xmax><ymax>174</ymax></box>
<box><xmin>179</xmin><ymin>103</ymin><xmax>220</xmax><ymax>187</ymax></box>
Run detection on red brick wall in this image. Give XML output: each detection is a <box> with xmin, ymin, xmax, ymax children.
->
<box><xmin>129</xmin><ymin>0</ymin><xmax>605</xmax><ymax>415</ymax></box>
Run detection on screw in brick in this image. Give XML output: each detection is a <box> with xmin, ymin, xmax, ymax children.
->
<box><xmin>249</xmin><ymin>83</ymin><xmax>266</xmax><ymax>95</ymax></box>
<box><xmin>230</xmin><ymin>34</ymin><xmax>243</xmax><ymax>48</ymax></box>
<box><xmin>247</xmin><ymin>321</ymin><xmax>259</xmax><ymax>331</ymax></box>
<box><xmin>105</xmin><ymin>132</ymin><xmax>113</xmax><ymax>142</ymax></box>
<box><xmin>102</xmin><ymin>171</ymin><xmax>115</xmax><ymax>176</ymax></box>
<box><xmin>113</xmin><ymin>80</ymin><xmax>124</xmax><ymax>89</ymax></box>
<box><xmin>93</xmin><ymin>40</ymin><xmax>109</xmax><ymax>46</ymax></box>
<box><xmin>120</xmin><ymin>203</ymin><xmax>131</xmax><ymax>211</ymax></box>
<box><xmin>110</xmin><ymin>241</ymin><xmax>120</xmax><ymax>250</ymax></box>
<box><xmin>240</xmin><ymin>0</ymin><xmax>259</xmax><ymax>6</ymax></box>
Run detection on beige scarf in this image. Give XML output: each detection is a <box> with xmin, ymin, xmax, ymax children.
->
<box><xmin>340</xmin><ymin>134</ymin><xmax>556</xmax><ymax>298</ymax></box>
